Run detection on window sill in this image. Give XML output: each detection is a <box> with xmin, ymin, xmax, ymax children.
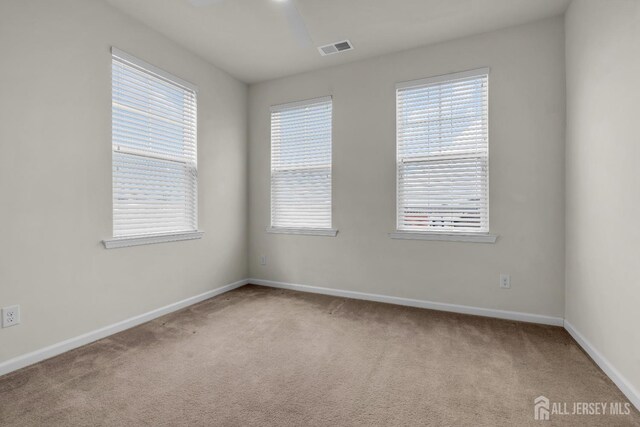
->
<box><xmin>389</xmin><ymin>231</ymin><xmax>498</xmax><ymax>243</ymax></box>
<box><xmin>103</xmin><ymin>231</ymin><xmax>204</xmax><ymax>249</ymax></box>
<box><xmin>266</xmin><ymin>227</ymin><xmax>338</xmax><ymax>237</ymax></box>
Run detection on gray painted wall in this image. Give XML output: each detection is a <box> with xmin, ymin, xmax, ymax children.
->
<box><xmin>565</xmin><ymin>0</ymin><xmax>640</xmax><ymax>403</ymax></box>
<box><xmin>0</xmin><ymin>0</ymin><xmax>248</xmax><ymax>363</ymax></box>
<box><xmin>249</xmin><ymin>17</ymin><xmax>566</xmax><ymax>318</ymax></box>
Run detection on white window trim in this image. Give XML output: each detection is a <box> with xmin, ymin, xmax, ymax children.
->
<box><xmin>395</xmin><ymin>67</ymin><xmax>492</xmax><ymax>238</ymax></box>
<box><xmin>389</xmin><ymin>231</ymin><xmax>497</xmax><ymax>243</ymax></box>
<box><xmin>111</xmin><ymin>47</ymin><xmax>198</xmax><ymax>92</ymax></box>
<box><xmin>395</xmin><ymin>67</ymin><xmax>489</xmax><ymax>91</ymax></box>
<box><xmin>266</xmin><ymin>227</ymin><xmax>338</xmax><ymax>237</ymax></box>
<box><xmin>103</xmin><ymin>230</ymin><xmax>204</xmax><ymax>249</ymax></box>
<box><xmin>270</xmin><ymin>96</ymin><xmax>332</xmax><ymax>113</ymax></box>
<box><xmin>108</xmin><ymin>47</ymin><xmax>199</xmax><ymax>247</ymax></box>
<box><xmin>270</xmin><ymin>96</ymin><xmax>334</xmax><ymax>233</ymax></box>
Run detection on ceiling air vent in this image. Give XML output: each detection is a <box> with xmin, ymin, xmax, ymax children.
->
<box><xmin>318</xmin><ymin>40</ymin><xmax>353</xmax><ymax>56</ymax></box>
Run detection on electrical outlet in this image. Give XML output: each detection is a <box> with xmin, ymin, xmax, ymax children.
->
<box><xmin>499</xmin><ymin>274</ymin><xmax>511</xmax><ymax>289</ymax></box>
<box><xmin>2</xmin><ymin>305</ymin><xmax>20</xmax><ymax>328</ymax></box>
<box><xmin>260</xmin><ymin>255</ymin><xmax>267</xmax><ymax>266</ymax></box>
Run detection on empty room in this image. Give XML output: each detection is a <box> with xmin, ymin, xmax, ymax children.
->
<box><xmin>0</xmin><ymin>0</ymin><xmax>639</xmax><ymax>425</ymax></box>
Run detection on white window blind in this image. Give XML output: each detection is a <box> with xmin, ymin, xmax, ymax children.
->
<box><xmin>111</xmin><ymin>48</ymin><xmax>198</xmax><ymax>238</ymax></box>
<box><xmin>270</xmin><ymin>97</ymin><xmax>332</xmax><ymax>229</ymax></box>
<box><xmin>396</xmin><ymin>68</ymin><xmax>489</xmax><ymax>233</ymax></box>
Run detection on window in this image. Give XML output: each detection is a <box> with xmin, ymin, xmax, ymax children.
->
<box><xmin>108</xmin><ymin>48</ymin><xmax>199</xmax><ymax>247</ymax></box>
<box><xmin>269</xmin><ymin>97</ymin><xmax>334</xmax><ymax>235</ymax></box>
<box><xmin>396</xmin><ymin>68</ymin><xmax>490</xmax><ymax>236</ymax></box>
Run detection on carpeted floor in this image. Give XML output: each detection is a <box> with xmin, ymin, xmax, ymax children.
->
<box><xmin>0</xmin><ymin>285</ymin><xmax>638</xmax><ymax>426</ymax></box>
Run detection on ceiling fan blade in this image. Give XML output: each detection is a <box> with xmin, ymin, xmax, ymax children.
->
<box><xmin>188</xmin><ymin>0</ymin><xmax>225</xmax><ymax>7</ymax></box>
<box><xmin>281</xmin><ymin>0</ymin><xmax>312</xmax><ymax>47</ymax></box>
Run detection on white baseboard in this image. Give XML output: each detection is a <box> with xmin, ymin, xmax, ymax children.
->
<box><xmin>251</xmin><ymin>278</ymin><xmax>640</xmax><ymax>410</ymax></box>
<box><xmin>564</xmin><ymin>320</ymin><xmax>640</xmax><ymax>411</ymax></box>
<box><xmin>248</xmin><ymin>278</ymin><xmax>564</xmax><ymax>326</ymax></box>
<box><xmin>2</xmin><ymin>276</ymin><xmax>637</xmax><ymax>414</ymax></box>
<box><xmin>0</xmin><ymin>278</ymin><xmax>249</xmax><ymax>378</ymax></box>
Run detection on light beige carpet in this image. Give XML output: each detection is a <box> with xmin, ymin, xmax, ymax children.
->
<box><xmin>0</xmin><ymin>285</ymin><xmax>638</xmax><ymax>426</ymax></box>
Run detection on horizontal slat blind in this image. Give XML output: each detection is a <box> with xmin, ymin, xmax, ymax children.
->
<box><xmin>396</xmin><ymin>70</ymin><xmax>489</xmax><ymax>233</ymax></box>
<box><xmin>112</xmin><ymin>49</ymin><xmax>198</xmax><ymax>238</ymax></box>
<box><xmin>271</xmin><ymin>97</ymin><xmax>332</xmax><ymax>229</ymax></box>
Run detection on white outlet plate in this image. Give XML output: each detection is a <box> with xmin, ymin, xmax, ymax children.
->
<box><xmin>500</xmin><ymin>274</ymin><xmax>511</xmax><ymax>289</ymax></box>
<box><xmin>260</xmin><ymin>255</ymin><xmax>267</xmax><ymax>266</ymax></box>
<box><xmin>2</xmin><ymin>305</ymin><xmax>20</xmax><ymax>328</ymax></box>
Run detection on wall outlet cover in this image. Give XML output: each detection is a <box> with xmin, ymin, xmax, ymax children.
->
<box><xmin>500</xmin><ymin>274</ymin><xmax>511</xmax><ymax>289</ymax></box>
<box><xmin>2</xmin><ymin>305</ymin><xmax>20</xmax><ymax>328</ymax></box>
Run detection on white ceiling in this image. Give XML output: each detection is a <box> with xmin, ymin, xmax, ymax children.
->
<box><xmin>105</xmin><ymin>0</ymin><xmax>571</xmax><ymax>84</ymax></box>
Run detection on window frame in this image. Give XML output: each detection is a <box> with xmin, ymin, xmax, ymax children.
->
<box><xmin>103</xmin><ymin>47</ymin><xmax>202</xmax><ymax>249</ymax></box>
<box><xmin>393</xmin><ymin>68</ymin><xmax>497</xmax><ymax>243</ymax></box>
<box><xmin>268</xmin><ymin>96</ymin><xmax>337</xmax><ymax>237</ymax></box>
